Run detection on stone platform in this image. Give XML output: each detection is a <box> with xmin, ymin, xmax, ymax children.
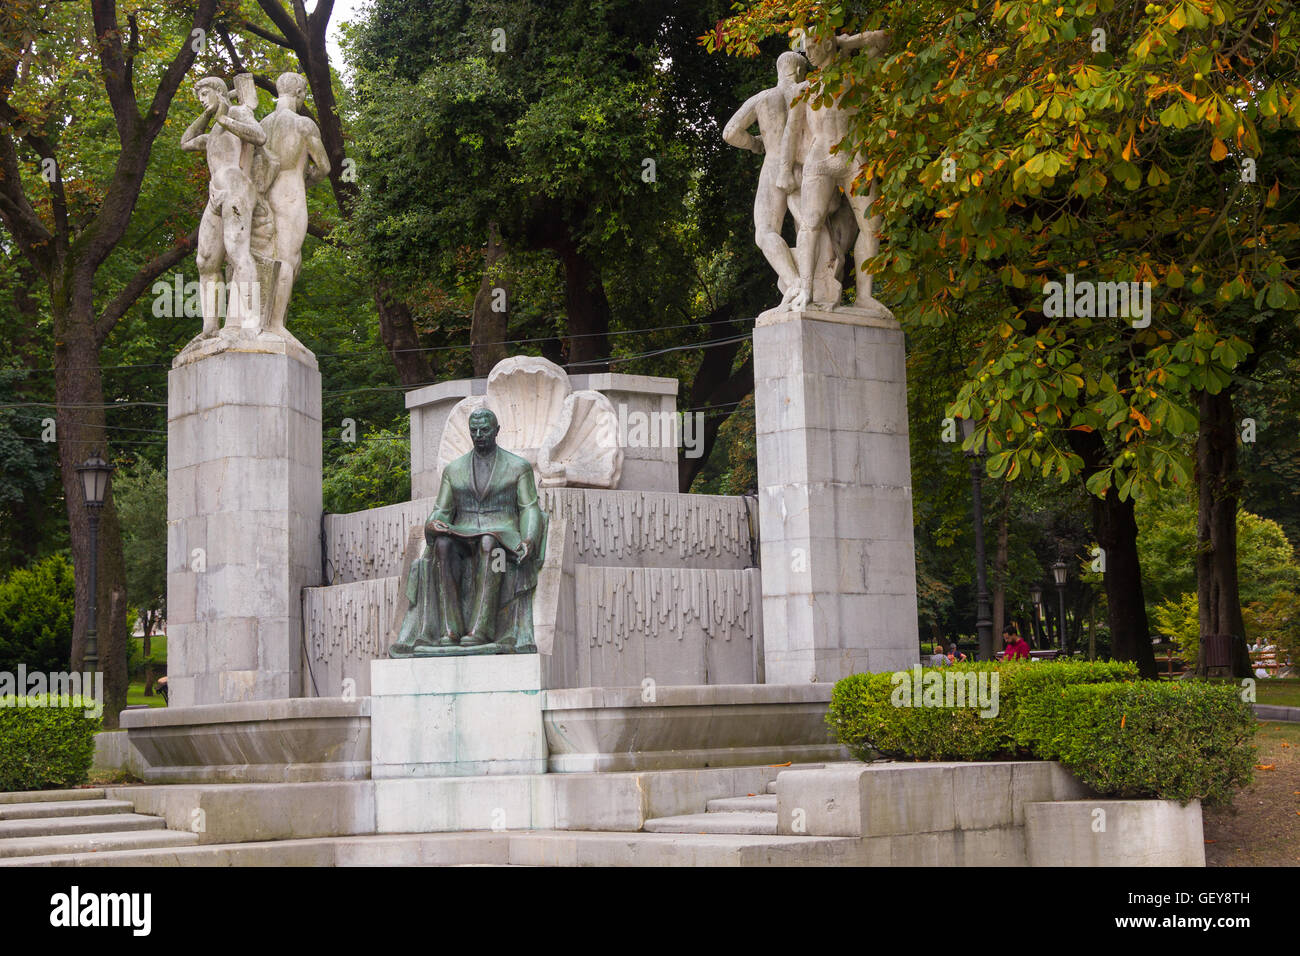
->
<box><xmin>119</xmin><ymin>683</ymin><xmax>844</xmax><ymax>783</ymax></box>
<box><xmin>120</xmin><ymin>698</ymin><xmax>369</xmax><ymax>783</ymax></box>
<box><xmin>542</xmin><ymin>684</ymin><xmax>845</xmax><ymax>772</ymax></box>
<box><xmin>370</xmin><ymin>656</ymin><xmax>547</xmax><ymax>778</ymax></box>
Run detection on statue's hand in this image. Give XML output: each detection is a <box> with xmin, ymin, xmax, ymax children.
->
<box><xmin>515</xmin><ymin>541</ymin><xmax>530</xmax><ymax>563</ymax></box>
<box><xmin>749</xmin><ymin>134</ymin><xmax>765</xmax><ymax>156</ymax></box>
<box><xmin>776</xmin><ymin>164</ymin><xmax>796</xmax><ymax>192</ymax></box>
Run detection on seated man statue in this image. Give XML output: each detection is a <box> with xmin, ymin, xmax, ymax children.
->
<box><xmin>390</xmin><ymin>408</ymin><xmax>546</xmax><ymax>656</ymax></box>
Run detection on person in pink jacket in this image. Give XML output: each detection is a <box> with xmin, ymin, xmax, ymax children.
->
<box><xmin>1003</xmin><ymin>625</ymin><xmax>1031</xmax><ymax>661</ymax></box>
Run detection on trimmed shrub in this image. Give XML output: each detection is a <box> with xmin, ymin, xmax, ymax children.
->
<box><xmin>0</xmin><ymin>696</ymin><xmax>102</xmax><ymax>792</ymax></box>
<box><xmin>828</xmin><ymin>659</ymin><xmax>1138</xmax><ymax>761</ymax></box>
<box><xmin>0</xmin><ymin>554</ymin><xmax>75</xmax><ymax>674</ymax></box>
<box><xmin>828</xmin><ymin>666</ymin><xmax>1000</xmax><ymax>761</ymax></box>
<box><xmin>1017</xmin><ymin>681</ymin><xmax>1255</xmax><ymax>806</ymax></box>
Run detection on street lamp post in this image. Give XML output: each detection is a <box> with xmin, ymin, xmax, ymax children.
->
<box><xmin>1052</xmin><ymin>558</ymin><xmax>1069</xmax><ymax>655</ymax></box>
<box><xmin>76</xmin><ymin>451</ymin><xmax>115</xmax><ymax>674</ymax></box>
<box><xmin>960</xmin><ymin>418</ymin><xmax>994</xmax><ymax>661</ymax></box>
<box><xmin>1028</xmin><ymin>582</ymin><xmax>1043</xmax><ymax>648</ymax></box>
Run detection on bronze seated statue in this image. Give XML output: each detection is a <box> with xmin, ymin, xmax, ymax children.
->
<box><xmin>389</xmin><ymin>407</ymin><xmax>546</xmax><ymax>657</ymax></box>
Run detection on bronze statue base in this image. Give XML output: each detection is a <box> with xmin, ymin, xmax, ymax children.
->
<box><xmin>388</xmin><ymin>641</ymin><xmax>514</xmax><ymax>658</ymax></box>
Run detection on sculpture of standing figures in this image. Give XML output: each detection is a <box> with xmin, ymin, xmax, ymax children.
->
<box><xmin>182</xmin><ymin>77</ymin><xmax>266</xmax><ymax>334</ymax></box>
<box><xmin>180</xmin><ymin>72</ymin><xmax>329</xmax><ymax>343</ymax></box>
<box><xmin>779</xmin><ymin>30</ymin><xmax>890</xmax><ymax>308</ymax></box>
<box><xmin>726</xmin><ymin>32</ymin><xmax>890</xmax><ymax>312</ymax></box>
<box><xmin>724</xmin><ymin>51</ymin><xmax>857</xmax><ymax>309</ymax></box>
<box><xmin>257</xmin><ymin>73</ymin><xmax>331</xmax><ymax>333</ymax></box>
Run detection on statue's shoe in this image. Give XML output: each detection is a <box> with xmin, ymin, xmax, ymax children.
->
<box><xmin>436</xmin><ymin>633</ymin><xmax>458</xmax><ymax>646</ymax></box>
<box><xmin>459</xmin><ymin>632</ymin><xmax>490</xmax><ymax>646</ymax></box>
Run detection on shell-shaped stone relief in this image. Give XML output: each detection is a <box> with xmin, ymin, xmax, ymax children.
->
<box><xmin>436</xmin><ymin>356</ymin><xmax>624</xmax><ymax>489</ymax></box>
<box><xmin>539</xmin><ymin>390</ymin><xmax>623</xmax><ymax>488</ymax></box>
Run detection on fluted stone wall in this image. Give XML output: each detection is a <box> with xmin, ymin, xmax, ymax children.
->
<box><xmin>322</xmin><ymin>489</ymin><xmax>758</xmax><ymax>584</ymax></box>
<box><xmin>308</xmin><ymin>489</ymin><xmax>762</xmax><ymax>694</ymax></box>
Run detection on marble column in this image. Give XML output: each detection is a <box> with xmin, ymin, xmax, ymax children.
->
<box><xmin>753</xmin><ymin>302</ymin><xmax>920</xmax><ymax>683</ymax></box>
<box><xmin>165</xmin><ymin>336</ymin><xmax>322</xmax><ymax>706</ymax></box>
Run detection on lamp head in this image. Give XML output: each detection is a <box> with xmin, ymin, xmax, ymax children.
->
<box><xmin>77</xmin><ymin>451</ymin><xmax>114</xmax><ymax>508</ymax></box>
<box><xmin>1051</xmin><ymin>559</ymin><xmax>1068</xmax><ymax>588</ymax></box>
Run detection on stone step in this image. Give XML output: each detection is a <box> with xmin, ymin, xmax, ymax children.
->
<box><xmin>706</xmin><ymin>794</ymin><xmax>777</xmax><ymax>813</ymax></box>
<box><xmin>0</xmin><ymin>828</ymin><xmax>200</xmax><ymax>860</ymax></box>
<box><xmin>0</xmin><ymin>830</ymin><xmax>864</xmax><ymax>867</ymax></box>
<box><xmin>643</xmin><ymin>811</ymin><xmax>778</xmax><ymax>835</ymax></box>
<box><xmin>0</xmin><ymin>800</ymin><xmax>135</xmax><ymax>822</ymax></box>
<box><xmin>504</xmin><ymin>830</ymin><xmax>860</xmax><ymax>867</ymax></box>
<box><xmin>0</xmin><ymin>813</ymin><xmax>167</xmax><ymax>843</ymax></box>
<box><xmin>0</xmin><ymin>788</ymin><xmax>105</xmax><ymax>805</ymax></box>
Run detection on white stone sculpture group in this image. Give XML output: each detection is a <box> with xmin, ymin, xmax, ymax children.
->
<box><xmin>181</xmin><ymin>72</ymin><xmax>330</xmax><ymax>344</ymax></box>
<box><xmin>724</xmin><ymin>30</ymin><xmax>889</xmax><ymax>312</ymax></box>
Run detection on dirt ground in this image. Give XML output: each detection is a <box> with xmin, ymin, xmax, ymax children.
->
<box><xmin>1203</xmin><ymin>721</ymin><xmax>1300</xmax><ymax>866</ymax></box>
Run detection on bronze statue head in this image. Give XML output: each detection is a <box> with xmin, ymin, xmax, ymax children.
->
<box><xmin>468</xmin><ymin>408</ymin><xmax>500</xmax><ymax>454</ymax></box>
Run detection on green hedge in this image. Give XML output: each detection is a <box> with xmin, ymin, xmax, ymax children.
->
<box><xmin>0</xmin><ymin>696</ymin><xmax>102</xmax><ymax>792</ymax></box>
<box><xmin>1017</xmin><ymin>681</ymin><xmax>1256</xmax><ymax>806</ymax></box>
<box><xmin>828</xmin><ymin>660</ymin><xmax>1137</xmax><ymax>761</ymax></box>
<box><xmin>828</xmin><ymin>662</ymin><xmax>1255</xmax><ymax>806</ymax></box>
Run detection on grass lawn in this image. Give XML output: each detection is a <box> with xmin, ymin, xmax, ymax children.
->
<box><xmin>1256</xmin><ymin>678</ymin><xmax>1300</xmax><ymax>708</ymax></box>
<box><xmin>126</xmin><ymin>680</ymin><xmax>166</xmax><ymax>708</ymax></box>
<box><xmin>1203</xmin><ymin>720</ymin><xmax>1300</xmax><ymax>866</ymax></box>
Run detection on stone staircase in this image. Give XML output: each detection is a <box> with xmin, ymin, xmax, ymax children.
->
<box><xmin>0</xmin><ymin>772</ymin><xmax>863</xmax><ymax>867</ymax></box>
<box><xmin>642</xmin><ymin>779</ymin><xmax>780</xmax><ymax>835</ymax></box>
<box><xmin>0</xmin><ymin>788</ymin><xmax>197</xmax><ymax>861</ymax></box>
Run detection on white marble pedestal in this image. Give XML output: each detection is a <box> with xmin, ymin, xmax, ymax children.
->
<box><xmin>753</xmin><ymin>301</ymin><xmax>921</xmax><ymax>683</ymax></box>
<box><xmin>165</xmin><ymin>337</ymin><xmax>322</xmax><ymax>707</ymax></box>
<box><xmin>370</xmin><ymin>655</ymin><xmax>547</xmax><ymax>778</ymax></box>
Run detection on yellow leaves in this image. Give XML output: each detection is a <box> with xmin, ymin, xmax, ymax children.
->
<box><xmin>1130</xmin><ymin>408</ymin><xmax>1152</xmax><ymax>431</ymax></box>
<box><xmin>999</xmin><ymin>322</ymin><xmax>1014</xmax><ymax>338</ymax></box>
<box><xmin>1120</xmin><ymin>714</ymin><xmax>1126</xmax><ymax>729</ymax></box>
<box><xmin>986</xmin><ymin>53</ymin><xmax>999</xmax><ymax>66</ymax></box>
<box><xmin>1122</xmin><ymin>133</ymin><xmax>1138</xmax><ymax>161</ymax></box>
<box><xmin>1209</xmin><ymin>137</ymin><xmax>1228</xmax><ymax>161</ymax></box>
<box><xmin>1254</xmin><ymin>764</ymin><xmax>1276</xmax><ymax>771</ymax></box>
<box><xmin>1267</xmin><ymin>180</ymin><xmax>1280</xmax><ymax>208</ymax></box>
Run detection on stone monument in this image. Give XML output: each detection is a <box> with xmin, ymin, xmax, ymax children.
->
<box><xmin>731</xmin><ymin>31</ymin><xmax>920</xmax><ymax>682</ymax></box>
<box><xmin>166</xmin><ymin>73</ymin><xmax>328</xmax><ymax>706</ymax></box>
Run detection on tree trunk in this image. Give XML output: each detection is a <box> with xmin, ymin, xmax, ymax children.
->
<box><xmin>1069</xmin><ymin>429</ymin><xmax>1158</xmax><ymax>678</ymax></box>
<box><xmin>556</xmin><ymin>243</ymin><xmax>611</xmax><ymax>371</ymax></box>
<box><xmin>1195</xmin><ymin>387</ymin><xmax>1251</xmax><ymax>677</ymax></box>
<box><xmin>992</xmin><ymin>484</ymin><xmax>1009</xmax><ymax>651</ymax></box>
<box><xmin>471</xmin><ymin>224</ymin><xmax>509</xmax><ymax>376</ymax></box>
<box><xmin>1090</xmin><ymin>488</ymin><xmax>1157</xmax><ymax>677</ymax></box>
<box><xmin>52</xmin><ymin>308</ymin><xmax>128</xmax><ymax>728</ymax></box>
